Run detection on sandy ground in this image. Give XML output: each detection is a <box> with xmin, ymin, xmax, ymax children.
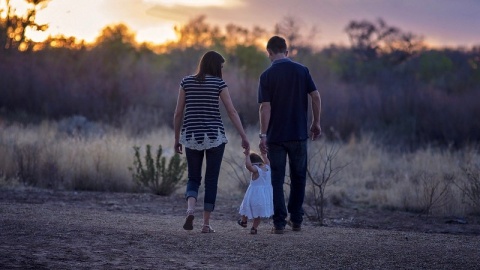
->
<box><xmin>1</xmin><ymin>188</ymin><xmax>479</xmax><ymax>269</ymax></box>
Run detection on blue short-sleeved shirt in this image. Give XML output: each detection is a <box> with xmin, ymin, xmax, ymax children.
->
<box><xmin>258</xmin><ymin>58</ymin><xmax>317</xmax><ymax>143</ymax></box>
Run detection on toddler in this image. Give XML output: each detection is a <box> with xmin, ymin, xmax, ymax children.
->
<box><xmin>237</xmin><ymin>149</ymin><xmax>273</xmax><ymax>234</ymax></box>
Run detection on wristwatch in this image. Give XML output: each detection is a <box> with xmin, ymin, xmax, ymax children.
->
<box><xmin>259</xmin><ymin>133</ymin><xmax>267</xmax><ymax>138</ymax></box>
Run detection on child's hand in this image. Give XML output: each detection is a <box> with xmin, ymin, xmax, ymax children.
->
<box><xmin>243</xmin><ymin>148</ymin><xmax>249</xmax><ymax>156</ymax></box>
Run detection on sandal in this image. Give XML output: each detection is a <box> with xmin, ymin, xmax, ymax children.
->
<box><xmin>250</xmin><ymin>227</ymin><xmax>257</xmax><ymax>235</ymax></box>
<box><xmin>201</xmin><ymin>224</ymin><xmax>215</xmax><ymax>233</ymax></box>
<box><xmin>237</xmin><ymin>219</ymin><xmax>247</xmax><ymax>228</ymax></box>
<box><xmin>183</xmin><ymin>209</ymin><xmax>194</xmax><ymax>230</ymax></box>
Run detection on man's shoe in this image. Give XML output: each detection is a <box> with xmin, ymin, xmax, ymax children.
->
<box><xmin>288</xmin><ymin>220</ymin><xmax>301</xmax><ymax>231</ymax></box>
<box><xmin>271</xmin><ymin>226</ymin><xmax>285</xmax><ymax>234</ymax></box>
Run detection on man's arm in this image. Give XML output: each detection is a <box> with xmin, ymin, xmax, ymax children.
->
<box><xmin>259</xmin><ymin>102</ymin><xmax>271</xmax><ymax>154</ymax></box>
<box><xmin>309</xmin><ymin>90</ymin><xmax>322</xmax><ymax>140</ymax></box>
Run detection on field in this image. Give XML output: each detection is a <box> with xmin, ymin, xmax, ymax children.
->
<box><xmin>1</xmin><ymin>120</ymin><xmax>479</xmax><ymax>217</ymax></box>
<box><xmin>1</xmin><ymin>188</ymin><xmax>479</xmax><ymax>269</ymax></box>
<box><xmin>1</xmin><ymin>121</ymin><xmax>480</xmax><ymax>268</ymax></box>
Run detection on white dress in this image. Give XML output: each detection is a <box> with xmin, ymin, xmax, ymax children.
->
<box><xmin>239</xmin><ymin>165</ymin><xmax>274</xmax><ymax>219</ymax></box>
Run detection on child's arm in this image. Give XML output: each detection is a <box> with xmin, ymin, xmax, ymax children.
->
<box><xmin>261</xmin><ymin>152</ymin><xmax>270</xmax><ymax>166</ymax></box>
<box><xmin>244</xmin><ymin>150</ymin><xmax>258</xmax><ymax>174</ymax></box>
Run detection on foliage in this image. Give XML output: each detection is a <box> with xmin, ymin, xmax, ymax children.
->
<box><xmin>129</xmin><ymin>145</ymin><xmax>187</xmax><ymax>196</ymax></box>
<box><xmin>406</xmin><ymin>172</ymin><xmax>451</xmax><ymax>215</ymax></box>
<box><xmin>455</xmin><ymin>165</ymin><xmax>480</xmax><ymax>214</ymax></box>
<box><xmin>14</xmin><ymin>143</ymin><xmax>40</xmax><ymax>186</ymax></box>
<box><xmin>0</xmin><ymin>13</ymin><xmax>479</xmax><ymax>148</ymax></box>
<box><xmin>345</xmin><ymin>18</ymin><xmax>424</xmax><ymax>63</ymax></box>
<box><xmin>0</xmin><ymin>0</ymin><xmax>50</xmax><ymax>51</ymax></box>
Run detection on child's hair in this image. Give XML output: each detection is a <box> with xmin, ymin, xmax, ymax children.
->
<box><xmin>249</xmin><ymin>152</ymin><xmax>264</xmax><ymax>164</ymax></box>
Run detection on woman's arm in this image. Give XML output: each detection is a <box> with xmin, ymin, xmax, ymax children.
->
<box><xmin>173</xmin><ymin>86</ymin><xmax>185</xmax><ymax>154</ymax></box>
<box><xmin>219</xmin><ymin>87</ymin><xmax>249</xmax><ymax>151</ymax></box>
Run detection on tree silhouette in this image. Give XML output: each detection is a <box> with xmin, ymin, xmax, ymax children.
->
<box><xmin>0</xmin><ymin>0</ymin><xmax>50</xmax><ymax>51</ymax></box>
<box><xmin>173</xmin><ymin>15</ymin><xmax>223</xmax><ymax>50</ymax></box>
<box><xmin>345</xmin><ymin>18</ymin><xmax>424</xmax><ymax>63</ymax></box>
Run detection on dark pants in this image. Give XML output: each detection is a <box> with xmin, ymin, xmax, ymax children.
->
<box><xmin>268</xmin><ymin>140</ymin><xmax>307</xmax><ymax>228</ymax></box>
<box><xmin>185</xmin><ymin>143</ymin><xmax>225</xmax><ymax>212</ymax></box>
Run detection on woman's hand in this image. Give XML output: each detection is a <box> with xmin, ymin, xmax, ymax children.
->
<box><xmin>241</xmin><ymin>137</ymin><xmax>250</xmax><ymax>153</ymax></box>
<box><xmin>243</xmin><ymin>147</ymin><xmax>250</xmax><ymax>156</ymax></box>
<box><xmin>174</xmin><ymin>142</ymin><xmax>183</xmax><ymax>154</ymax></box>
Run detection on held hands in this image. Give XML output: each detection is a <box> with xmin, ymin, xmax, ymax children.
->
<box><xmin>259</xmin><ymin>137</ymin><xmax>268</xmax><ymax>154</ymax></box>
<box><xmin>243</xmin><ymin>146</ymin><xmax>250</xmax><ymax>156</ymax></box>
<box><xmin>241</xmin><ymin>137</ymin><xmax>250</xmax><ymax>154</ymax></box>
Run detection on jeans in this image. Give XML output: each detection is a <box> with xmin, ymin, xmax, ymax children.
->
<box><xmin>185</xmin><ymin>143</ymin><xmax>225</xmax><ymax>212</ymax></box>
<box><xmin>268</xmin><ymin>140</ymin><xmax>307</xmax><ymax>228</ymax></box>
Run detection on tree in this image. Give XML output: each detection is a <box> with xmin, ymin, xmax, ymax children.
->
<box><xmin>95</xmin><ymin>23</ymin><xmax>137</xmax><ymax>48</ymax></box>
<box><xmin>0</xmin><ymin>0</ymin><xmax>50</xmax><ymax>51</ymax></box>
<box><xmin>306</xmin><ymin>142</ymin><xmax>348</xmax><ymax>225</ymax></box>
<box><xmin>173</xmin><ymin>15</ymin><xmax>224</xmax><ymax>50</ymax></box>
<box><xmin>345</xmin><ymin>18</ymin><xmax>423</xmax><ymax>63</ymax></box>
<box><xmin>37</xmin><ymin>34</ymin><xmax>86</xmax><ymax>50</ymax></box>
<box><xmin>274</xmin><ymin>16</ymin><xmax>318</xmax><ymax>57</ymax></box>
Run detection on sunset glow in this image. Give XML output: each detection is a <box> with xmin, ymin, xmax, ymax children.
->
<box><xmin>16</xmin><ymin>0</ymin><xmax>246</xmax><ymax>45</ymax></box>
<box><xmin>144</xmin><ymin>0</ymin><xmax>242</xmax><ymax>7</ymax></box>
<box><xmin>4</xmin><ymin>0</ymin><xmax>479</xmax><ymax>48</ymax></box>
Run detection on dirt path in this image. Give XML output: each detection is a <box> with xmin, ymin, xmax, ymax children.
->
<box><xmin>1</xmin><ymin>189</ymin><xmax>479</xmax><ymax>269</ymax></box>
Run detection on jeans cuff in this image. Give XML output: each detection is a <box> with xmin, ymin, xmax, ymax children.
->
<box><xmin>204</xmin><ymin>202</ymin><xmax>215</xmax><ymax>212</ymax></box>
<box><xmin>185</xmin><ymin>191</ymin><xmax>198</xmax><ymax>201</ymax></box>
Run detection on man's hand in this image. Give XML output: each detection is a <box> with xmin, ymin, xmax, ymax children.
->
<box><xmin>259</xmin><ymin>137</ymin><xmax>268</xmax><ymax>154</ymax></box>
<box><xmin>310</xmin><ymin>123</ymin><xmax>322</xmax><ymax>141</ymax></box>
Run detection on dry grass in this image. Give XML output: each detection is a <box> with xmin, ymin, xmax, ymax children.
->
<box><xmin>0</xmin><ymin>120</ymin><xmax>479</xmax><ymax>216</ymax></box>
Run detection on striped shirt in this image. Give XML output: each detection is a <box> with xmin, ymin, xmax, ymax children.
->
<box><xmin>179</xmin><ymin>75</ymin><xmax>229</xmax><ymax>150</ymax></box>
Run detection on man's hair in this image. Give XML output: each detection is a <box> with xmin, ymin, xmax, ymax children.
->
<box><xmin>266</xmin><ymin>36</ymin><xmax>287</xmax><ymax>54</ymax></box>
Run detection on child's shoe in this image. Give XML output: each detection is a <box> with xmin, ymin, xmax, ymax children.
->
<box><xmin>237</xmin><ymin>219</ymin><xmax>247</xmax><ymax>228</ymax></box>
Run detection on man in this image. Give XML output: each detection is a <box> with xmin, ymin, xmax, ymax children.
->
<box><xmin>258</xmin><ymin>36</ymin><xmax>321</xmax><ymax>234</ymax></box>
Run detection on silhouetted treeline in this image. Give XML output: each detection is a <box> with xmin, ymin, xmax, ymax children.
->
<box><xmin>1</xmin><ymin>12</ymin><xmax>480</xmax><ymax>148</ymax></box>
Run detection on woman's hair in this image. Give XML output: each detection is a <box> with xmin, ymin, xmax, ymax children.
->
<box><xmin>249</xmin><ymin>152</ymin><xmax>264</xmax><ymax>164</ymax></box>
<box><xmin>194</xmin><ymin>51</ymin><xmax>225</xmax><ymax>81</ymax></box>
<box><xmin>266</xmin><ymin>36</ymin><xmax>287</xmax><ymax>54</ymax></box>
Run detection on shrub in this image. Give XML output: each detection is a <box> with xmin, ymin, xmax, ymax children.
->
<box><xmin>455</xmin><ymin>165</ymin><xmax>480</xmax><ymax>214</ymax></box>
<box><xmin>305</xmin><ymin>141</ymin><xmax>348</xmax><ymax>225</ymax></box>
<box><xmin>14</xmin><ymin>144</ymin><xmax>41</xmax><ymax>186</ymax></box>
<box><xmin>129</xmin><ymin>144</ymin><xmax>187</xmax><ymax>196</ymax></box>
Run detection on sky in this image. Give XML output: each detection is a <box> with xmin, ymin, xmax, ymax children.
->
<box><xmin>9</xmin><ymin>0</ymin><xmax>480</xmax><ymax>48</ymax></box>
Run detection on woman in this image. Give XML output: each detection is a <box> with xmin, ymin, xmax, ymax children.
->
<box><xmin>173</xmin><ymin>51</ymin><xmax>249</xmax><ymax>233</ymax></box>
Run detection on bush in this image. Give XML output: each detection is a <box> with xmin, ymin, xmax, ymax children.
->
<box><xmin>129</xmin><ymin>144</ymin><xmax>187</xmax><ymax>196</ymax></box>
<box><xmin>456</xmin><ymin>165</ymin><xmax>480</xmax><ymax>214</ymax></box>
